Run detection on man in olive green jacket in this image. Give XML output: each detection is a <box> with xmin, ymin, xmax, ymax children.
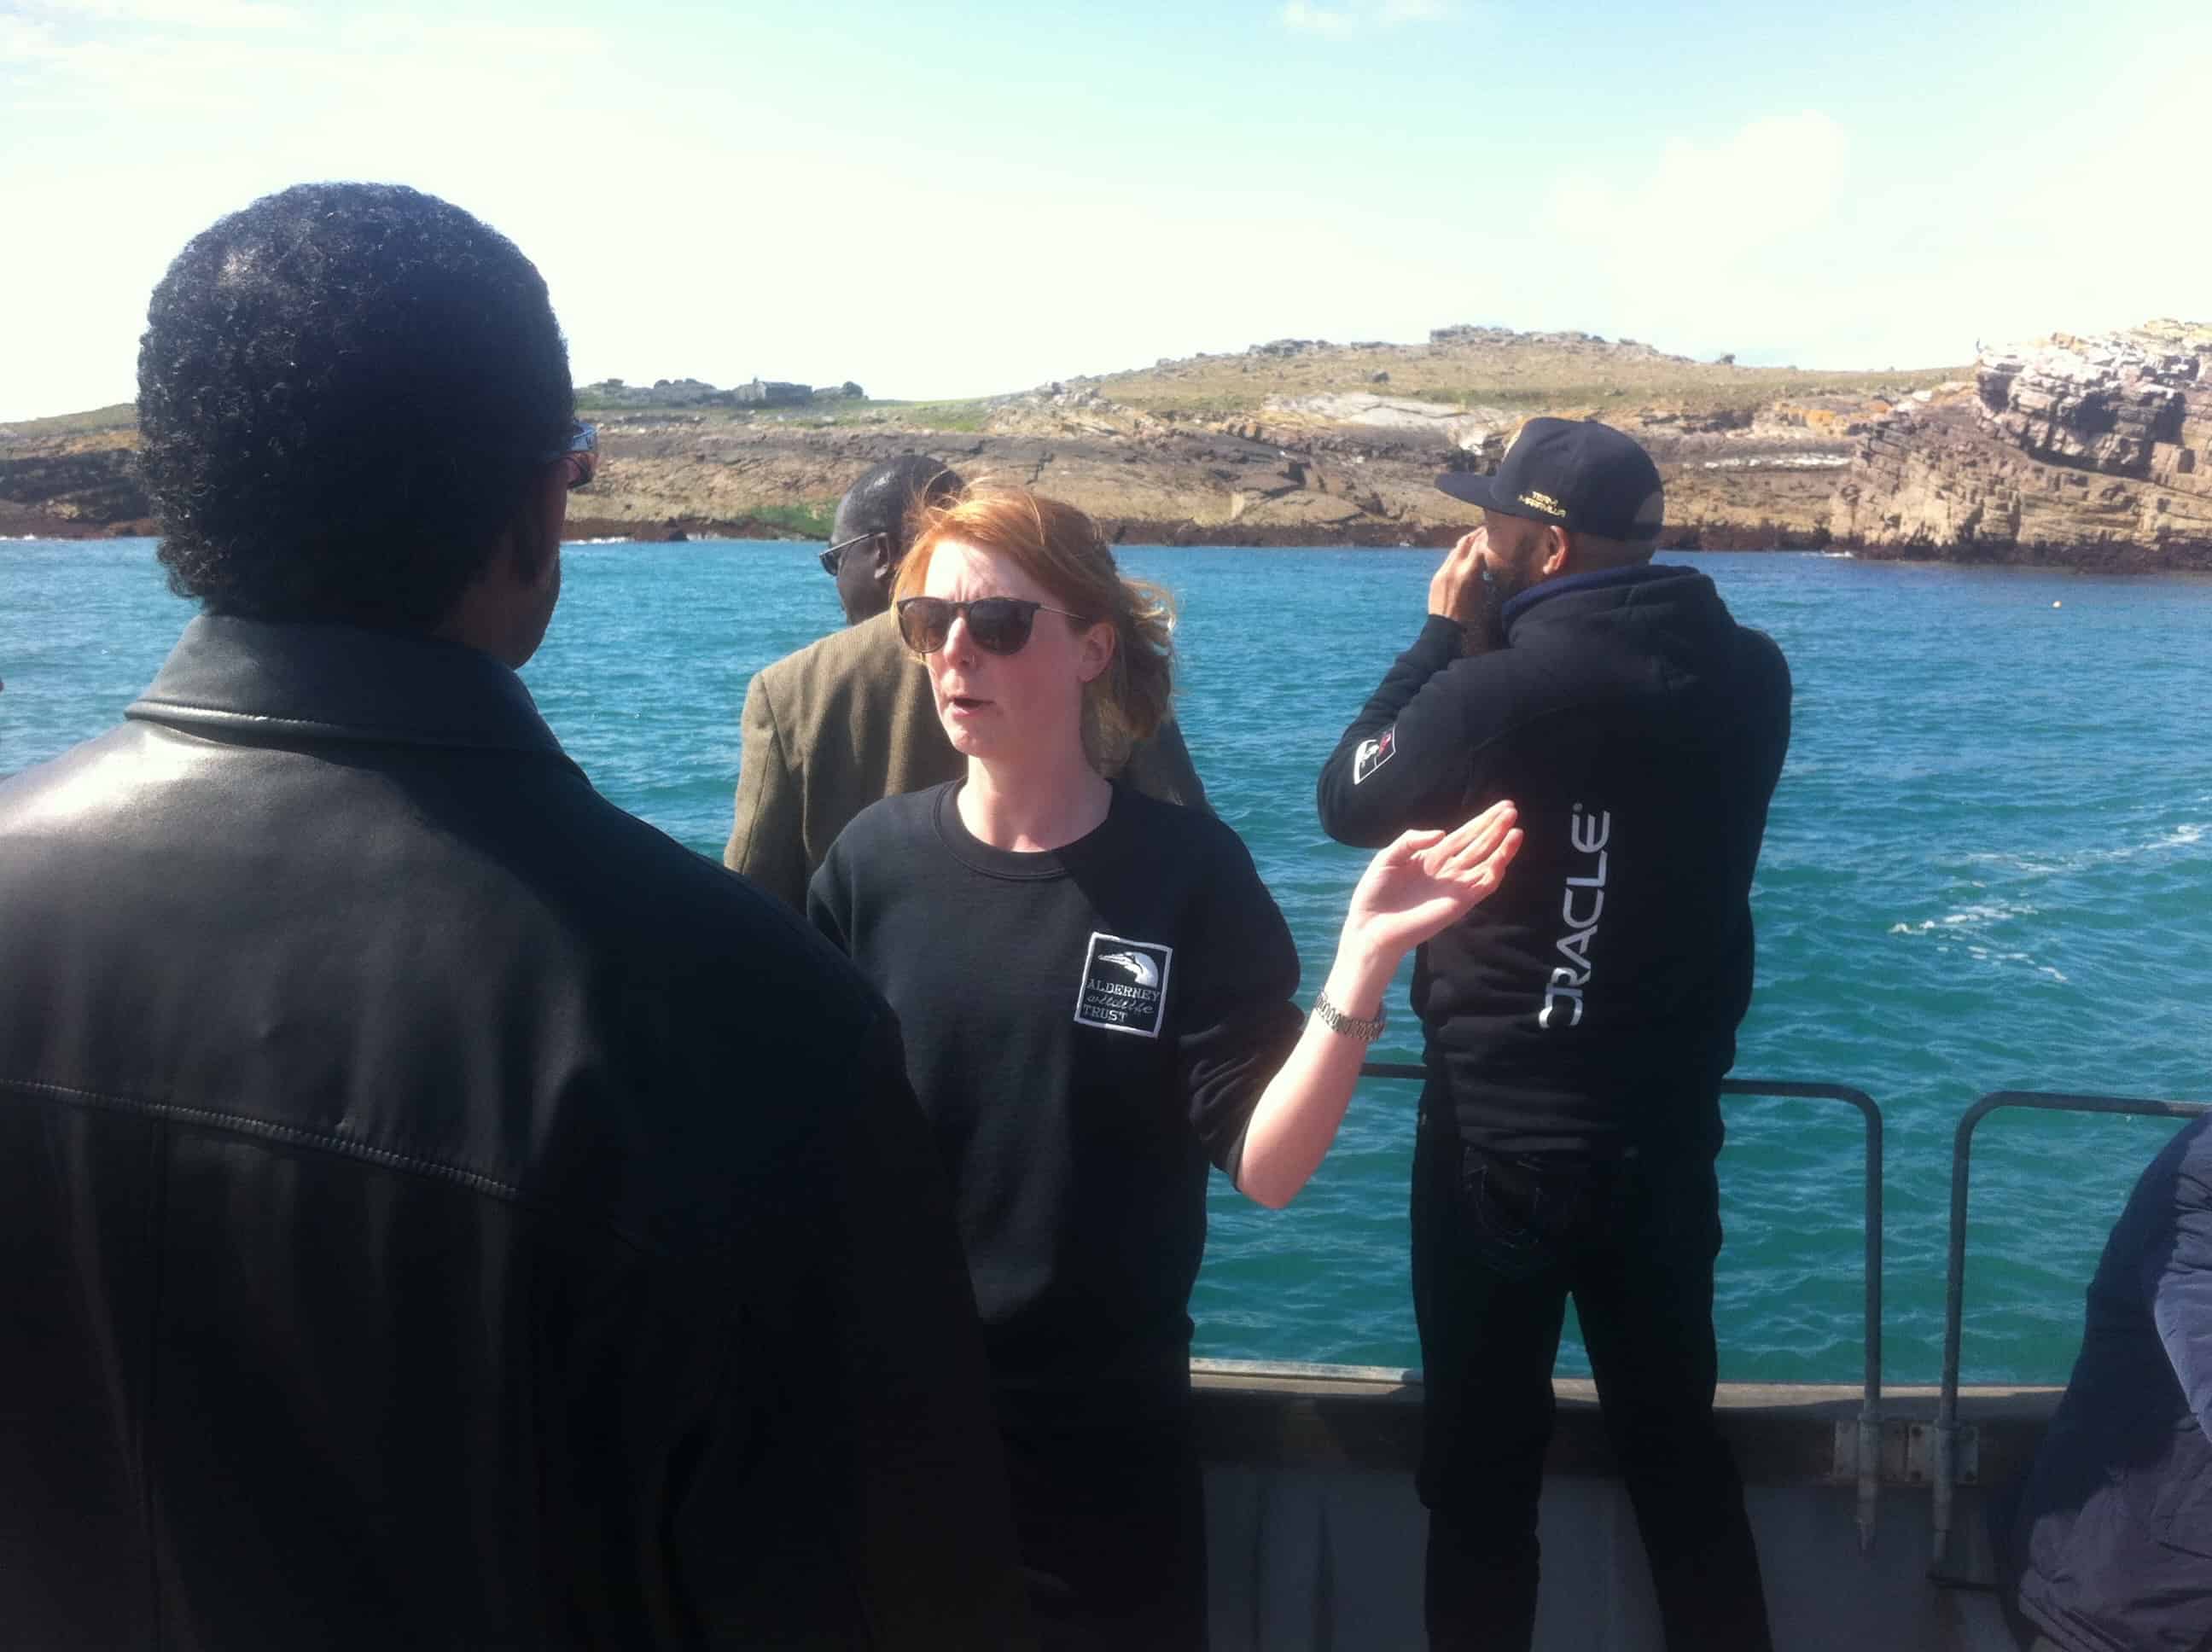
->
<box><xmin>725</xmin><ymin>457</ymin><xmax>1208</xmax><ymax>910</ymax></box>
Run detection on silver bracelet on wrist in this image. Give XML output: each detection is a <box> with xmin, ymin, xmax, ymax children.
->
<box><xmin>1312</xmin><ymin>988</ymin><xmax>1386</xmax><ymax>1043</ymax></box>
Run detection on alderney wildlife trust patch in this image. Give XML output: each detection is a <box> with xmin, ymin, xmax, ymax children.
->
<box><xmin>1074</xmin><ymin>931</ymin><xmax>1173</xmax><ymax>1038</ymax></box>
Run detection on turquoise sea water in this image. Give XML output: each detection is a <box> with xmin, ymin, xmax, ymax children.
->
<box><xmin>4</xmin><ymin>538</ymin><xmax>2209</xmax><ymax>1386</ymax></box>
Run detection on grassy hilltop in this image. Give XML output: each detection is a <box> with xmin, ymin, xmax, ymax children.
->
<box><xmin>1091</xmin><ymin>328</ymin><xmax>1953</xmax><ymax>421</ymax></box>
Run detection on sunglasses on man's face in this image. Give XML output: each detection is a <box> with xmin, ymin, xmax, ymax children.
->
<box><xmin>818</xmin><ymin>530</ymin><xmax>888</xmax><ymax>577</ymax></box>
<box><xmin>546</xmin><ymin>421</ymin><xmax>598</xmax><ymax>491</ymax></box>
<box><xmin>895</xmin><ymin>596</ymin><xmax>1091</xmax><ymax>657</ymax></box>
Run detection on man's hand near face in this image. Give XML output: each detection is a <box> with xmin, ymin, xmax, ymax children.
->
<box><xmin>1429</xmin><ymin>527</ymin><xmax>1492</xmax><ymax>654</ymax></box>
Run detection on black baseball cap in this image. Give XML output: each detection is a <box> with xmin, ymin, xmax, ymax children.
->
<box><xmin>1435</xmin><ymin>417</ymin><xmax>1664</xmax><ymax>542</ymax></box>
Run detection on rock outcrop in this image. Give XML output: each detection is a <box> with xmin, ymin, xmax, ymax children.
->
<box><xmin>0</xmin><ymin>430</ymin><xmax>148</xmax><ymax>537</ymax></box>
<box><xmin>1831</xmin><ymin>323</ymin><xmax>2212</xmax><ymax>567</ymax></box>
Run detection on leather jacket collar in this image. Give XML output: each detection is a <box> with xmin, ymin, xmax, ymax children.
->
<box><xmin>128</xmin><ymin>614</ymin><xmax>576</xmax><ymax>765</ymax></box>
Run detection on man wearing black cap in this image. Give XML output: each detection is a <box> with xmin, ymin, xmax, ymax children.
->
<box><xmin>1317</xmin><ymin>417</ymin><xmax>1790</xmax><ymax>1650</ymax></box>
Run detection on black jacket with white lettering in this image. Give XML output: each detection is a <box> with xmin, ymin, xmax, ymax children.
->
<box><xmin>1317</xmin><ymin>566</ymin><xmax>1790</xmax><ymax>1155</ymax></box>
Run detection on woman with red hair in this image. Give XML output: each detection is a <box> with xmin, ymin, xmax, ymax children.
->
<box><xmin>810</xmin><ymin>482</ymin><xmax>1520</xmax><ymax>1649</ymax></box>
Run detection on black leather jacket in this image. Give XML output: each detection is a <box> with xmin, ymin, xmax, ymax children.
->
<box><xmin>0</xmin><ymin>615</ymin><xmax>1027</xmax><ymax>1649</ymax></box>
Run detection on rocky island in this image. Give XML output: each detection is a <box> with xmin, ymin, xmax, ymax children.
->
<box><xmin>5</xmin><ymin>320</ymin><xmax>2206</xmax><ymax>567</ymax></box>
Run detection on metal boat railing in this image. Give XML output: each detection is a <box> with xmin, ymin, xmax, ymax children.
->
<box><xmin>1930</xmin><ymin>1090</ymin><xmax>2212</xmax><ymax>1567</ymax></box>
<box><xmin>1359</xmin><ymin>1064</ymin><xmax>1887</xmax><ymax>1549</ymax></box>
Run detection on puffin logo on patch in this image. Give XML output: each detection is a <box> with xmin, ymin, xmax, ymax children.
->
<box><xmin>1074</xmin><ymin>931</ymin><xmax>1173</xmax><ymax>1038</ymax></box>
<box><xmin>1353</xmin><ymin>726</ymin><xmax>1397</xmax><ymax>785</ymax></box>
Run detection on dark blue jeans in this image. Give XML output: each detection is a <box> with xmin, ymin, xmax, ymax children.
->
<box><xmin>1412</xmin><ymin>1113</ymin><xmax>1772</xmax><ymax>1651</ymax></box>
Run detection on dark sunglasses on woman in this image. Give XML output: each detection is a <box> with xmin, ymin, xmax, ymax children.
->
<box><xmin>895</xmin><ymin>596</ymin><xmax>1091</xmax><ymax>656</ymax></box>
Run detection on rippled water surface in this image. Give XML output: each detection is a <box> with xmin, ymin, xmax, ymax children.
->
<box><xmin>5</xmin><ymin>538</ymin><xmax>2209</xmax><ymax>1384</ymax></box>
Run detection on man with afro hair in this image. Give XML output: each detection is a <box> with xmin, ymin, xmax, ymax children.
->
<box><xmin>0</xmin><ymin>181</ymin><xmax>1027</xmax><ymax>1649</ymax></box>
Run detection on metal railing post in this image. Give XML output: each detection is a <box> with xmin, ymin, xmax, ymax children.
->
<box><xmin>1720</xmin><ymin>1079</ymin><xmax>1884</xmax><ymax>1553</ymax></box>
<box><xmin>1933</xmin><ymin>1091</ymin><xmax>2210</xmax><ymax>1567</ymax></box>
<box><xmin>1358</xmin><ymin>1066</ymin><xmax>1884</xmax><ymax>1550</ymax></box>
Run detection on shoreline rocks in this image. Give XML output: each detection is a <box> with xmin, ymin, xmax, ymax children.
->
<box><xmin>15</xmin><ymin>321</ymin><xmax>2210</xmax><ymax>566</ymax></box>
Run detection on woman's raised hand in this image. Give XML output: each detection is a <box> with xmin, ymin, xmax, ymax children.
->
<box><xmin>1238</xmin><ymin>800</ymin><xmax>1522</xmax><ymax>1210</ymax></box>
<box><xmin>1341</xmin><ymin>801</ymin><xmax>1522</xmax><ymax>963</ymax></box>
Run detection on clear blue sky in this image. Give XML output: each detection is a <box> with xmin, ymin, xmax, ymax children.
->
<box><xmin>3</xmin><ymin>0</ymin><xmax>2205</xmax><ymax>420</ymax></box>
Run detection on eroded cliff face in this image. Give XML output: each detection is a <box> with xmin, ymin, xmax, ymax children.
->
<box><xmin>1831</xmin><ymin>323</ymin><xmax>2212</xmax><ymax>567</ymax></box>
<box><xmin>0</xmin><ymin>432</ymin><xmax>149</xmax><ymax>538</ymax></box>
